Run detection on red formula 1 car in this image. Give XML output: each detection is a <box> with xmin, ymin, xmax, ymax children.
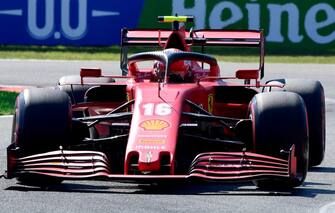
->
<box><xmin>5</xmin><ymin>16</ymin><xmax>325</xmax><ymax>189</ymax></box>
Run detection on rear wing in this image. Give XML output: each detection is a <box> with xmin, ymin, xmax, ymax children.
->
<box><xmin>120</xmin><ymin>29</ymin><xmax>265</xmax><ymax>78</ymax></box>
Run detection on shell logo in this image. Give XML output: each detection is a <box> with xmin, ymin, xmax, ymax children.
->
<box><xmin>140</xmin><ymin>119</ymin><xmax>170</xmax><ymax>131</ymax></box>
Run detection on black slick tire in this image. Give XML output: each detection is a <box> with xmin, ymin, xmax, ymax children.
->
<box><xmin>267</xmin><ymin>79</ymin><xmax>325</xmax><ymax>167</ymax></box>
<box><xmin>12</xmin><ymin>88</ymin><xmax>72</xmax><ymax>185</ymax></box>
<box><xmin>58</xmin><ymin>75</ymin><xmax>115</xmax><ymax>104</ymax></box>
<box><xmin>250</xmin><ymin>92</ymin><xmax>309</xmax><ymax>189</ymax></box>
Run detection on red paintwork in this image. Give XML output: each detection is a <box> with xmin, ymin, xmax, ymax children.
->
<box><xmin>235</xmin><ymin>69</ymin><xmax>259</xmax><ymax>80</ymax></box>
<box><xmin>125</xmin><ymin>83</ymin><xmax>210</xmax><ymax>174</ymax></box>
<box><xmin>126</xmin><ymin>30</ymin><xmax>174</xmax><ymax>38</ymax></box>
<box><xmin>80</xmin><ymin>68</ymin><xmax>102</xmax><ymax>78</ymax></box>
<box><xmin>193</xmin><ymin>30</ymin><xmax>261</xmax><ymax>40</ymax></box>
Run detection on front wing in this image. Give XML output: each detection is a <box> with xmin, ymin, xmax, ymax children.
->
<box><xmin>6</xmin><ymin>144</ymin><xmax>297</xmax><ymax>182</ymax></box>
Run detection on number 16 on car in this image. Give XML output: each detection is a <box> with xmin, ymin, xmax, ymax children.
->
<box><xmin>142</xmin><ymin>103</ymin><xmax>172</xmax><ymax>116</ymax></box>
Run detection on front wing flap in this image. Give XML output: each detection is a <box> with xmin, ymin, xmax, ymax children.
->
<box><xmin>6</xmin><ymin>145</ymin><xmax>296</xmax><ymax>182</ymax></box>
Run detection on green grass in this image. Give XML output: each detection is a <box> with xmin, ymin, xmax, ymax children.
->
<box><xmin>0</xmin><ymin>91</ymin><xmax>18</xmax><ymax>115</ymax></box>
<box><xmin>0</xmin><ymin>45</ymin><xmax>334</xmax><ymax>64</ymax></box>
<box><xmin>0</xmin><ymin>45</ymin><xmax>121</xmax><ymax>61</ymax></box>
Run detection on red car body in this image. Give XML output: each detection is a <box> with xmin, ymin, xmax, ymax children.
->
<box><xmin>6</xmin><ymin>17</ymin><xmax>303</xmax><ymax>187</ymax></box>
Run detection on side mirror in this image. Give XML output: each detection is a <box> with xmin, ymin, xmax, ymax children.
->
<box><xmin>80</xmin><ymin>67</ymin><xmax>102</xmax><ymax>78</ymax></box>
<box><xmin>80</xmin><ymin>68</ymin><xmax>102</xmax><ymax>84</ymax></box>
<box><xmin>235</xmin><ymin>69</ymin><xmax>259</xmax><ymax>80</ymax></box>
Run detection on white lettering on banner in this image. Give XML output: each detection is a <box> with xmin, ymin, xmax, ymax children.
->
<box><xmin>209</xmin><ymin>2</ymin><xmax>243</xmax><ymax>29</ymax></box>
<box><xmin>27</xmin><ymin>0</ymin><xmax>88</xmax><ymax>40</ymax></box>
<box><xmin>305</xmin><ymin>3</ymin><xmax>335</xmax><ymax>44</ymax></box>
<box><xmin>267</xmin><ymin>3</ymin><xmax>303</xmax><ymax>43</ymax></box>
<box><xmin>61</xmin><ymin>0</ymin><xmax>87</xmax><ymax>40</ymax></box>
<box><xmin>28</xmin><ymin>0</ymin><xmax>54</xmax><ymax>39</ymax></box>
<box><xmin>172</xmin><ymin>0</ymin><xmax>206</xmax><ymax>29</ymax></box>
<box><xmin>246</xmin><ymin>2</ymin><xmax>260</xmax><ymax>30</ymax></box>
<box><xmin>172</xmin><ymin>0</ymin><xmax>334</xmax><ymax>45</ymax></box>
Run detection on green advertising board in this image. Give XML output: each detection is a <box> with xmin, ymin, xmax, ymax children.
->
<box><xmin>139</xmin><ymin>0</ymin><xmax>335</xmax><ymax>54</ymax></box>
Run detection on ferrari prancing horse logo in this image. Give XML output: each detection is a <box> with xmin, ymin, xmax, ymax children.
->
<box><xmin>208</xmin><ymin>94</ymin><xmax>214</xmax><ymax>113</ymax></box>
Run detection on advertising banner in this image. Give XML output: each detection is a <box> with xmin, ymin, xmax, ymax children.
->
<box><xmin>0</xmin><ymin>0</ymin><xmax>334</xmax><ymax>53</ymax></box>
<box><xmin>0</xmin><ymin>0</ymin><xmax>144</xmax><ymax>45</ymax></box>
<box><xmin>140</xmin><ymin>0</ymin><xmax>335</xmax><ymax>53</ymax></box>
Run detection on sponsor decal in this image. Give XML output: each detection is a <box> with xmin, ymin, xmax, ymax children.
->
<box><xmin>135</xmin><ymin>145</ymin><xmax>166</xmax><ymax>150</ymax></box>
<box><xmin>140</xmin><ymin>119</ymin><xmax>170</xmax><ymax>131</ymax></box>
<box><xmin>208</xmin><ymin>94</ymin><xmax>214</xmax><ymax>113</ymax></box>
<box><xmin>139</xmin><ymin>138</ymin><xmax>166</xmax><ymax>144</ymax></box>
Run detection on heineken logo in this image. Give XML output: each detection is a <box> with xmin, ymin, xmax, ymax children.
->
<box><xmin>172</xmin><ymin>0</ymin><xmax>335</xmax><ymax>45</ymax></box>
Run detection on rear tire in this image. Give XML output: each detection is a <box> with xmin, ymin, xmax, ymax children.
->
<box><xmin>58</xmin><ymin>75</ymin><xmax>115</xmax><ymax>104</ymax></box>
<box><xmin>250</xmin><ymin>92</ymin><xmax>309</xmax><ymax>189</ymax></box>
<box><xmin>12</xmin><ymin>88</ymin><xmax>72</xmax><ymax>185</ymax></box>
<box><xmin>267</xmin><ymin>79</ymin><xmax>325</xmax><ymax>167</ymax></box>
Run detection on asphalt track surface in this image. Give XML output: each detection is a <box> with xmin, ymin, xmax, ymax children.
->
<box><xmin>0</xmin><ymin>60</ymin><xmax>335</xmax><ymax>213</ymax></box>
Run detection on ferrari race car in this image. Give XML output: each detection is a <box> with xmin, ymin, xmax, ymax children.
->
<box><xmin>5</xmin><ymin>16</ymin><xmax>325</xmax><ymax>189</ymax></box>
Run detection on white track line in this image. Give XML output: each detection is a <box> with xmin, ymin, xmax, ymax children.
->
<box><xmin>0</xmin><ymin>115</ymin><xmax>13</xmax><ymax>119</ymax></box>
<box><xmin>320</xmin><ymin>201</ymin><xmax>335</xmax><ymax>213</ymax></box>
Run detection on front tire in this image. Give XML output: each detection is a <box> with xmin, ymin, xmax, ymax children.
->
<box><xmin>12</xmin><ymin>88</ymin><xmax>72</xmax><ymax>185</ymax></box>
<box><xmin>250</xmin><ymin>92</ymin><xmax>309</xmax><ymax>189</ymax></box>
